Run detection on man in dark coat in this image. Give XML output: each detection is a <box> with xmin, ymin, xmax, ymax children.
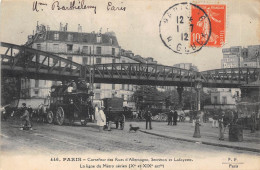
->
<box><xmin>173</xmin><ymin>111</ymin><xmax>178</xmax><ymax>125</ymax></box>
<box><xmin>20</xmin><ymin>103</ymin><xmax>32</xmax><ymax>130</ymax></box>
<box><xmin>168</xmin><ymin>110</ymin><xmax>173</xmax><ymax>125</ymax></box>
<box><xmin>144</xmin><ymin>109</ymin><xmax>152</xmax><ymax>130</ymax></box>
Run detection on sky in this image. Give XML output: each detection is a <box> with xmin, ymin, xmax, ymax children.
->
<box><xmin>0</xmin><ymin>0</ymin><xmax>259</xmax><ymax>71</ymax></box>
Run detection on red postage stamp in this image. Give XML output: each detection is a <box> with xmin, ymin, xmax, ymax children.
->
<box><xmin>191</xmin><ymin>4</ymin><xmax>226</xmax><ymax>47</ymax></box>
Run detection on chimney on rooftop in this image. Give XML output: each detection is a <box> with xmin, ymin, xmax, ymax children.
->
<box><xmin>78</xmin><ymin>24</ymin><xmax>82</xmax><ymax>32</ymax></box>
<box><xmin>60</xmin><ymin>23</ymin><xmax>63</xmax><ymax>31</ymax></box>
<box><xmin>65</xmin><ymin>23</ymin><xmax>68</xmax><ymax>31</ymax></box>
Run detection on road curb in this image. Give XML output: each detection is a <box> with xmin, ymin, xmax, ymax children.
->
<box><xmin>139</xmin><ymin>130</ymin><xmax>260</xmax><ymax>153</ymax></box>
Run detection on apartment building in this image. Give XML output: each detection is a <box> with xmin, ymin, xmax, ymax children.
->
<box><xmin>21</xmin><ymin>23</ymin><xmax>139</xmax><ymax>107</ymax></box>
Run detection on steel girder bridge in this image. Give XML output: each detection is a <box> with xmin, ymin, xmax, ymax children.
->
<box><xmin>1</xmin><ymin>42</ymin><xmax>260</xmax><ymax>88</ymax></box>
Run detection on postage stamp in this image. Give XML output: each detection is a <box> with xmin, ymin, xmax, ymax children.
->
<box><xmin>159</xmin><ymin>3</ymin><xmax>226</xmax><ymax>54</ymax></box>
<box><xmin>191</xmin><ymin>4</ymin><xmax>226</xmax><ymax>47</ymax></box>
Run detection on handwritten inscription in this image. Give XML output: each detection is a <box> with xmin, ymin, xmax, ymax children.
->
<box><xmin>52</xmin><ymin>0</ymin><xmax>96</xmax><ymax>13</ymax></box>
<box><xmin>32</xmin><ymin>1</ymin><xmax>47</xmax><ymax>12</ymax></box>
<box><xmin>107</xmin><ymin>2</ymin><xmax>126</xmax><ymax>11</ymax></box>
<box><xmin>33</xmin><ymin>0</ymin><xmax>127</xmax><ymax>14</ymax></box>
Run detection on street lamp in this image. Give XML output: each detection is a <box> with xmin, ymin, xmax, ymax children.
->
<box><xmin>193</xmin><ymin>78</ymin><xmax>202</xmax><ymax>138</ymax></box>
<box><xmin>255</xmin><ymin>50</ymin><xmax>259</xmax><ymax>68</ymax></box>
<box><xmin>194</xmin><ymin>78</ymin><xmax>202</xmax><ymax>111</ymax></box>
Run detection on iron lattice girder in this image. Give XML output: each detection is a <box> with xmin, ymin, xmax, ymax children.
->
<box><xmin>1</xmin><ymin>42</ymin><xmax>260</xmax><ymax>87</ymax></box>
<box><xmin>199</xmin><ymin>68</ymin><xmax>260</xmax><ymax>85</ymax></box>
<box><xmin>90</xmin><ymin>63</ymin><xmax>198</xmax><ymax>83</ymax></box>
<box><xmin>1</xmin><ymin>42</ymin><xmax>83</xmax><ymax>79</ymax></box>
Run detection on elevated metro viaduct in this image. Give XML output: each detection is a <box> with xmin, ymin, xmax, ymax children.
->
<box><xmin>1</xmin><ymin>42</ymin><xmax>260</xmax><ymax>102</ymax></box>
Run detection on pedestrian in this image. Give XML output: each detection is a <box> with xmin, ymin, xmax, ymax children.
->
<box><xmin>218</xmin><ymin>111</ymin><xmax>225</xmax><ymax>140</ymax></box>
<box><xmin>189</xmin><ymin>110</ymin><xmax>193</xmax><ymax>123</ymax></box>
<box><xmin>96</xmin><ymin>106</ymin><xmax>106</xmax><ymax>132</ymax></box>
<box><xmin>71</xmin><ymin>80</ymin><xmax>77</xmax><ymax>92</ymax></box>
<box><xmin>192</xmin><ymin>110</ymin><xmax>197</xmax><ymax>127</ymax></box>
<box><xmin>94</xmin><ymin>104</ymin><xmax>99</xmax><ymax>122</ymax></box>
<box><xmin>144</xmin><ymin>109</ymin><xmax>152</xmax><ymax>130</ymax></box>
<box><xmin>251</xmin><ymin>112</ymin><xmax>256</xmax><ymax>133</ymax></box>
<box><xmin>212</xmin><ymin>111</ymin><xmax>219</xmax><ymax>128</ymax></box>
<box><xmin>20</xmin><ymin>103</ymin><xmax>32</xmax><ymax>130</ymax></box>
<box><xmin>168</xmin><ymin>110</ymin><xmax>173</xmax><ymax>125</ymax></box>
<box><xmin>203</xmin><ymin>110</ymin><xmax>208</xmax><ymax>123</ymax></box>
<box><xmin>173</xmin><ymin>110</ymin><xmax>178</xmax><ymax>125</ymax></box>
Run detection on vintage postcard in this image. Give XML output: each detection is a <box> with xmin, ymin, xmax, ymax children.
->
<box><xmin>0</xmin><ymin>0</ymin><xmax>260</xmax><ymax>169</ymax></box>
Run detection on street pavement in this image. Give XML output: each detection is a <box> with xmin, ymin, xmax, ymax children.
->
<box><xmin>1</xmin><ymin>117</ymin><xmax>259</xmax><ymax>155</ymax></box>
<box><xmin>1</xmin><ymin>118</ymin><xmax>260</xmax><ymax>170</ymax></box>
<box><xmin>129</xmin><ymin>121</ymin><xmax>260</xmax><ymax>153</ymax></box>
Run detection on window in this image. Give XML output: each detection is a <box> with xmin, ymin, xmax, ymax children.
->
<box><xmin>112</xmin><ymin>84</ymin><xmax>115</xmax><ymax>90</ymax></box>
<box><xmin>82</xmin><ymin>57</ymin><xmax>88</xmax><ymax>65</ymax></box>
<box><xmin>95</xmin><ymin>83</ymin><xmax>101</xmax><ymax>89</ymax></box>
<box><xmin>96</xmin><ymin>58</ymin><xmax>101</xmax><ymax>64</ymax></box>
<box><xmin>110</xmin><ymin>38</ymin><xmax>113</xmax><ymax>44</ymax></box>
<box><xmin>122</xmin><ymin>60</ymin><xmax>125</xmax><ymax>63</ymax></box>
<box><xmin>83</xmin><ymin>35</ymin><xmax>88</xmax><ymax>42</ymax></box>
<box><xmin>222</xmin><ymin>96</ymin><xmax>227</xmax><ymax>104</ymax></box>
<box><xmin>213</xmin><ymin>96</ymin><xmax>217</xmax><ymax>104</ymax></box>
<box><xmin>21</xmin><ymin>79</ymin><xmax>24</xmax><ymax>88</ymax></box>
<box><xmin>34</xmin><ymin>90</ymin><xmax>39</xmax><ymax>95</ymax></box>
<box><xmin>36</xmin><ymin>44</ymin><xmax>41</xmax><ymax>50</ymax></box>
<box><xmin>112</xmin><ymin>48</ymin><xmax>115</xmax><ymax>55</ymax></box>
<box><xmin>35</xmin><ymin>80</ymin><xmax>39</xmax><ymax>88</ymax></box>
<box><xmin>96</xmin><ymin>47</ymin><xmax>101</xmax><ymax>54</ymax></box>
<box><xmin>53</xmin><ymin>44</ymin><xmax>59</xmax><ymax>52</ymax></box>
<box><xmin>67</xmin><ymin>44</ymin><xmax>73</xmax><ymax>51</ymax></box>
<box><xmin>97</xmin><ymin>36</ymin><xmax>101</xmax><ymax>43</ymax></box>
<box><xmin>122</xmin><ymin>84</ymin><xmax>125</xmax><ymax>90</ymax></box>
<box><xmin>95</xmin><ymin>93</ymin><xmax>101</xmax><ymax>99</ymax></box>
<box><xmin>112</xmin><ymin>59</ymin><xmax>116</xmax><ymax>63</ymax></box>
<box><xmin>129</xmin><ymin>85</ymin><xmax>132</xmax><ymax>91</ymax></box>
<box><xmin>82</xmin><ymin>46</ymin><xmax>88</xmax><ymax>54</ymax></box>
<box><xmin>54</xmin><ymin>33</ymin><xmax>59</xmax><ymax>40</ymax></box>
<box><xmin>127</xmin><ymin>84</ymin><xmax>130</xmax><ymax>90</ymax></box>
<box><xmin>68</xmin><ymin>34</ymin><xmax>73</xmax><ymax>41</ymax></box>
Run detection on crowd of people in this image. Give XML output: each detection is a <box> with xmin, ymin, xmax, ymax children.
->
<box><xmin>5</xmin><ymin>99</ymin><xmax>258</xmax><ymax>139</ymax></box>
<box><xmin>51</xmin><ymin>79</ymin><xmax>90</xmax><ymax>94</ymax></box>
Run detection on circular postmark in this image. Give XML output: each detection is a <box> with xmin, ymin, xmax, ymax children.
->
<box><xmin>159</xmin><ymin>2</ymin><xmax>212</xmax><ymax>54</ymax></box>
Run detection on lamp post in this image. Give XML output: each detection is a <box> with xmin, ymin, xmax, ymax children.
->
<box><xmin>195</xmin><ymin>79</ymin><xmax>202</xmax><ymax>111</ymax></box>
<box><xmin>256</xmin><ymin>50</ymin><xmax>259</xmax><ymax>68</ymax></box>
<box><xmin>193</xmin><ymin>78</ymin><xmax>202</xmax><ymax>138</ymax></box>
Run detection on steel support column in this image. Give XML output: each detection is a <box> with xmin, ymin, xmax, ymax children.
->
<box><xmin>177</xmin><ymin>86</ymin><xmax>184</xmax><ymax>108</ymax></box>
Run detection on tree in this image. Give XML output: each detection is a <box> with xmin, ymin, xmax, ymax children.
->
<box><xmin>1</xmin><ymin>77</ymin><xmax>19</xmax><ymax>105</ymax></box>
<box><xmin>132</xmin><ymin>85</ymin><xmax>166</xmax><ymax>110</ymax></box>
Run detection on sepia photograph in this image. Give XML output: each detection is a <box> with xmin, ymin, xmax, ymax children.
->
<box><xmin>0</xmin><ymin>0</ymin><xmax>260</xmax><ymax>169</ymax></box>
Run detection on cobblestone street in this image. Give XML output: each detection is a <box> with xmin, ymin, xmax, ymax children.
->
<box><xmin>1</xmin><ymin>118</ymin><xmax>259</xmax><ymax>155</ymax></box>
<box><xmin>1</xmin><ymin>118</ymin><xmax>260</xmax><ymax>170</ymax></box>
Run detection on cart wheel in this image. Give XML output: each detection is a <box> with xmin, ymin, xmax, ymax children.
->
<box><xmin>56</xmin><ymin>107</ymin><xmax>65</xmax><ymax>125</ymax></box>
<box><xmin>47</xmin><ymin>111</ymin><xmax>54</xmax><ymax>124</ymax></box>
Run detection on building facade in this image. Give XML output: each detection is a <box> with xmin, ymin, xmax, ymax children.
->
<box><xmin>21</xmin><ymin>23</ymin><xmax>140</xmax><ymax>107</ymax></box>
<box><xmin>217</xmin><ymin>45</ymin><xmax>260</xmax><ymax>107</ymax></box>
<box><xmin>173</xmin><ymin>63</ymin><xmax>199</xmax><ymax>71</ymax></box>
<box><xmin>222</xmin><ymin>45</ymin><xmax>260</xmax><ymax>68</ymax></box>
